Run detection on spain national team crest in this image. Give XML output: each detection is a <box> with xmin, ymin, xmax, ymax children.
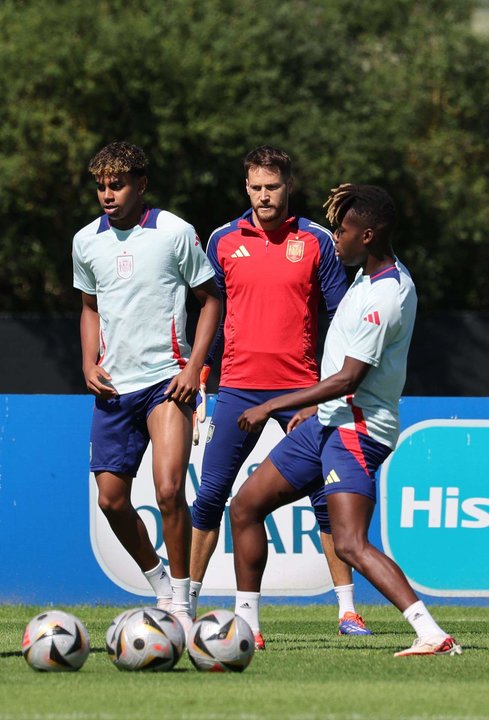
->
<box><xmin>286</xmin><ymin>238</ymin><xmax>304</xmax><ymax>263</ymax></box>
<box><xmin>117</xmin><ymin>255</ymin><xmax>134</xmax><ymax>279</ymax></box>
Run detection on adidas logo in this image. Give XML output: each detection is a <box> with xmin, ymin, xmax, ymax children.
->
<box><xmin>412</xmin><ymin>612</ymin><xmax>423</xmax><ymax>621</ymax></box>
<box><xmin>189</xmin><ymin>590</ymin><xmax>197</xmax><ymax>598</ymax></box>
<box><xmin>231</xmin><ymin>245</ymin><xmax>250</xmax><ymax>258</ymax></box>
<box><xmin>160</xmin><ymin>570</ymin><xmax>167</xmax><ymax>579</ymax></box>
<box><xmin>325</xmin><ymin>469</ymin><xmax>341</xmax><ymax>485</ymax></box>
<box><xmin>363</xmin><ymin>311</ymin><xmax>380</xmax><ymax>325</ymax></box>
<box><xmin>240</xmin><ymin>602</ymin><xmax>251</xmax><ymax>609</ymax></box>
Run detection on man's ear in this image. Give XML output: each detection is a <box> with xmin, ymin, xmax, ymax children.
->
<box><xmin>245</xmin><ymin>178</ymin><xmax>250</xmax><ymax>196</ymax></box>
<box><xmin>138</xmin><ymin>176</ymin><xmax>148</xmax><ymax>195</ymax></box>
<box><xmin>363</xmin><ymin>227</ymin><xmax>374</xmax><ymax>246</ymax></box>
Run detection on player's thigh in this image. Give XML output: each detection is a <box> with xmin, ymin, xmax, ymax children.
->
<box><xmin>95</xmin><ymin>471</ymin><xmax>133</xmax><ymax>510</ymax></box>
<box><xmin>232</xmin><ymin>457</ymin><xmax>305</xmax><ymax>522</ymax></box>
<box><xmin>147</xmin><ymin>399</ymin><xmax>193</xmax><ymax>492</ymax></box>
<box><xmin>201</xmin><ymin>390</ymin><xmax>263</xmax><ymax>484</ymax></box>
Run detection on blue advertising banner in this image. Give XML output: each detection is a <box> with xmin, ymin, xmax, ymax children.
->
<box><xmin>0</xmin><ymin>394</ymin><xmax>488</xmax><ymax>606</ymax></box>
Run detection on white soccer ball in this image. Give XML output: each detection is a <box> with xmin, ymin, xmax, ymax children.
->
<box><xmin>109</xmin><ymin>607</ymin><xmax>185</xmax><ymax>671</ymax></box>
<box><xmin>22</xmin><ymin>610</ymin><xmax>90</xmax><ymax>672</ymax></box>
<box><xmin>105</xmin><ymin>609</ymin><xmax>133</xmax><ymax>658</ymax></box>
<box><xmin>187</xmin><ymin>609</ymin><xmax>255</xmax><ymax>672</ymax></box>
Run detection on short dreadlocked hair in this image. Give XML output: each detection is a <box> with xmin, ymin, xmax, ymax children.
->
<box><xmin>324</xmin><ymin>184</ymin><xmax>397</xmax><ymax>243</ymax></box>
<box><xmin>88</xmin><ymin>141</ymin><xmax>148</xmax><ymax>178</ymax></box>
<box><xmin>244</xmin><ymin>145</ymin><xmax>292</xmax><ymax>179</ymax></box>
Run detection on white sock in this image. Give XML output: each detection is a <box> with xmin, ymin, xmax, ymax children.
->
<box><xmin>143</xmin><ymin>560</ymin><xmax>172</xmax><ymax>607</ymax></box>
<box><xmin>170</xmin><ymin>577</ymin><xmax>191</xmax><ymax>615</ymax></box>
<box><xmin>235</xmin><ymin>591</ymin><xmax>261</xmax><ymax>633</ymax></box>
<box><xmin>403</xmin><ymin>600</ymin><xmax>446</xmax><ymax>639</ymax></box>
<box><xmin>333</xmin><ymin>583</ymin><xmax>355</xmax><ymax>618</ymax></box>
<box><xmin>189</xmin><ymin>580</ymin><xmax>202</xmax><ymax>620</ymax></box>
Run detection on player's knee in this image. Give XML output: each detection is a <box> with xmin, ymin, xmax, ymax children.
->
<box><xmin>98</xmin><ymin>493</ymin><xmax>130</xmax><ymax>516</ymax></box>
<box><xmin>229</xmin><ymin>493</ymin><xmax>256</xmax><ymax>529</ymax></box>
<box><xmin>332</xmin><ymin>534</ymin><xmax>367</xmax><ymax>567</ymax></box>
<box><xmin>155</xmin><ymin>479</ymin><xmax>186</xmax><ymax>514</ymax></box>
<box><xmin>313</xmin><ymin>506</ymin><xmax>331</xmax><ymax>533</ymax></box>
<box><xmin>191</xmin><ymin>495</ymin><xmax>225</xmax><ymax>530</ymax></box>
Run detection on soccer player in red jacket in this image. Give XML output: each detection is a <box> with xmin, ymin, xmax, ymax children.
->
<box><xmin>190</xmin><ymin>146</ymin><xmax>371</xmax><ymax>646</ymax></box>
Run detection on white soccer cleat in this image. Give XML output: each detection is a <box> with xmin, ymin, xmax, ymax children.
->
<box><xmin>394</xmin><ymin>635</ymin><xmax>462</xmax><ymax>657</ymax></box>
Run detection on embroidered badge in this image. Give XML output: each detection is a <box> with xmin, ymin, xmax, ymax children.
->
<box><xmin>286</xmin><ymin>238</ymin><xmax>304</xmax><ymax>263</ymax></box>
<box><xmin>117</xmin><ymin>255</ymin><xmax>134</xmax><ymax>279</ymax></box>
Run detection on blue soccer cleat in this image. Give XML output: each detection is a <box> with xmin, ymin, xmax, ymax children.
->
<box><xmin>338</xmin><ymin>612</ymin><xmax>372</xmax><ymax>635</ymax></box>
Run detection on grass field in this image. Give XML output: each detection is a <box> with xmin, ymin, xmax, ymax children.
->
<box><xmin>1</xmin><ymin>603</ymin><xmax>489</xmax><ymax>720</ymax></box>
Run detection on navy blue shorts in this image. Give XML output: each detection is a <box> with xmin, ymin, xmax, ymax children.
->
<box><xmin>90</xmin><ymin>377</ymin><xmax>183</xmax><ymax>477</ymax></box>
<box><xmin>270</xmin><ymin>414</ymin><xmax>392</xmax><ymax>503</ymax></box>
<box><xmin>191</xmin><ymin>387</ymin><xmax>330</xmax><ymax>532</ymax></box>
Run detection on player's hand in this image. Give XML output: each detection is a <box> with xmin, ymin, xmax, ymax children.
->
<box><xmin>237</xmin><ymin>403</ymin><xmax>271</xmax><ymax>433</ymax></box>
<box><xmin>164</xmin><ymin>364</ymin><xmax>200</xmax><ymax>404</ymax></box>
<box><xmin>287</xmin><ymin>406</ymin><xmax>317</xmax><ymax>433</ymax></box>
<box><xmin>84</xmin><ymin>363</ymin><xmax>118</xmax><ymax>398</ymax></box>
<box><xmin>196</xmin><ymin>364</ymin><xmax>211</xmax><ymax>422</ymax></box>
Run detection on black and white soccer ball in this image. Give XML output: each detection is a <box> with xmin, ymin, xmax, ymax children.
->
<box><xmin>109</xmin><ymin>607</ymin><xmax>185</xmax><ymax>671</ymax></box>
<box><xmin>22</xmin><ymin>610</ymin><xmax>90</xmax><ymax>672</ymax></box>
<box><xmin>187</xmin><ymin>609</ymin><xmax>255</xmax><ymax>672</ymax></box>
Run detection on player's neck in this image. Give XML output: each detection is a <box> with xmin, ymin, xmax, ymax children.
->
<box><xmin>363</xmin><ymin>253</ymin><xmax>395</xmax><ymax>276</ymax></box>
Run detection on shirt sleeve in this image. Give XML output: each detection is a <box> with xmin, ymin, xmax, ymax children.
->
<box><xmin>204</xmin><ymin>228</ymin><xmax>226</xmax><ymax>366</ymax></box>
<box><xmin>345</xmin><ymin>282</ymin><xmax>401</xmax><ymax>367</ymax></box>
<box><xmin>72</xmin><ymin>233</ymin><xmax>96</xmax><ymax>294</ymax></box>
<box><xmin>174</xmin><ymin>224</ymin><xmax>215</xmax><ymax>288</ymax></box>
<box><xmin>316</xmin><ymin>228</ymin><xmax>348</xmax><ymax>319</ymax></box>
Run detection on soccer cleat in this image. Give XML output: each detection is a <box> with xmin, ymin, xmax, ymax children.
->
<box><xmin>254</xmin><ymin>631</ymin><xmax>266</xmax><ymax>651</ymax></box>
<box><xmin>394</xmin><ymin>635</ymin><xmax>462</xmax><ymax>657</ymax></box>
<box><xmin>338</xmin><ymin>612</ymin><xmax>372</xmax><ymax>636</ymax></box>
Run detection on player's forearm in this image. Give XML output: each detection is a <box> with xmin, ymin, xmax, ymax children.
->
<box><xmin>80</xmin><ymin>305</ymin><xmax>101</xmax><ymax>372</ymax></box>
<box><xmin>187</xmin><ymin>293</ymin><xmax>223</xmax><ymax>371</ymax></box>
<box><xmin>265</xmin><ymin>360</ymin><xmax>370</xmax><ymax>415</ymax></box>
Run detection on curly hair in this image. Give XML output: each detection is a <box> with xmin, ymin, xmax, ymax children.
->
<box><xmin>88</xmin><ymin>141</ymin><xmax>148</xmax><ymax>177</ymax></box>
<box><xmin>323</xmin><ymin>183</ymin><xmax>397</xmax><ymax>241</ymax></box>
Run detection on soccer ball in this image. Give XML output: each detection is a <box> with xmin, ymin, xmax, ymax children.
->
<box><xmin>22</xmin><ymin>610</ymin><xmax>90</xmax><ymax>672</ymax></box>
<box><xmin>109</xmin><ymin>607</ymin><xmax>185</xmax><ymax>671</ymax></box>
<box><xmin>187</xmin><ymin>609</ymin><xmax>255</xmax><ymax>672</ymax></box>
<box><xmin>105</xmin><ymin>609</ymin><xmax>133</xmax><ymax>657</ymax></box>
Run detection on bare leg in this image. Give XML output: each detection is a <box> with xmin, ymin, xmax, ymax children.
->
<box><xmin>230</xmin><ymin>458</ymin><xmax>304</xmax><ymax>591</ymax></box>
<box><xmin>320</xmin><ymin>531</ymin><xmax>352</xmax><ymax>586</ymax></box>
<box><xmin>327</xmin><ymin>492</ymin><xmax>418</xmax><ymax>612</ymax></box>
<box><xmin>190</xmin><ymin>527</ymin><xmax>219</xmax><ymax>582</ymax></box>
<box><xmin>148</xmin><ymin>399</ymin><xmax>193</xmax><ymax>579</ymax></box>
<box><xmin>95</xmin><ymin>471</ymin><xmax>159</xmax><ymax>571</ymax></box>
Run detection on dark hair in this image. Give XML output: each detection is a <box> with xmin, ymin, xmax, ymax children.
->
<box><xmin>88</xmin><ymin>141</ymin><xmax>148</xmax><ymax>177</ymax></box>
<box><xmin>324</xmin><ymin>184</ymin><xmax>397</xmax><ymax>242</ymax></box>
<box><xmin>244</xmin><ymin>145</ymin><xmax>292</xmax><ymax>179</ymax></box>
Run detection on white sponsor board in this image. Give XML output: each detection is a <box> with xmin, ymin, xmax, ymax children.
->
<box><xmin>89</xmin><ymin>418</ymin><xmax>333</xmax><ymax>597</ymax></box>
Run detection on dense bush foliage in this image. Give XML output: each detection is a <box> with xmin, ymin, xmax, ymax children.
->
<box><xmin>1</xmin><ymin>0</ymin><xmax>488</xmax><ymax>311</ymax></box>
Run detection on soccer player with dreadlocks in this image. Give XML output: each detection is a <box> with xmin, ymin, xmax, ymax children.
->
<box><xmin>72</xmin><ymin>141</ymin><xmax>222</xmax><ymax>636</ymax></box>
<box><xmin>230</xmin><ymin>183</ymin><xmax>462</xmax><ymax>656</ymax></box>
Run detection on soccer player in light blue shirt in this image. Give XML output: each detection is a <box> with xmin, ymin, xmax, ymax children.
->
<box><xmin>230</xmin><ymin>184</ymin><xmax>461</xmax><ymax>657</ymax></box>
<box><xmin>72</xmin><ymin>142</ymin><xmax>222</xmax><ymax>635</ymax></box>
